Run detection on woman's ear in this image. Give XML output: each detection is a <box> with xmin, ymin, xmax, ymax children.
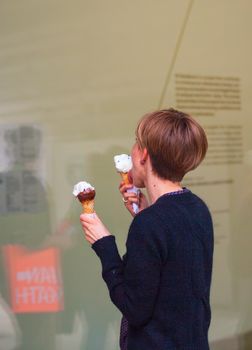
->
<box><xmin>140</xmin><ymin>148</ymin><xmax>148</xmax><ymax>165</ymax></box>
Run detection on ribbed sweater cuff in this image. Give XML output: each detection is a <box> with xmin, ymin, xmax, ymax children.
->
<box><xmin>91</xmin><ymin>235</ymin><xmax>122</xmax><ymax>274</ymax></box>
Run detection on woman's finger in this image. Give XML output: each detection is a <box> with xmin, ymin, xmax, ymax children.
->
<box><xmin>123</xmin><ymin>195</ymin><xmax>138</xmax><ymax>203</ymax></box>
<box><xmin>80</xmin><ymin>213</ymin><xmax>97</xmax><ymax>223</ymax></box>
<box><xmin>79</xmin><ymin>212</ymin><xmax>111</xmax><ymax>244</ymax></box>
<box><xmin>119</xmin><ymin>183</ymin><xmax>134</xmax><ymax>194</ymax></box>
<box><xmin>85</xmin><ymin>231</ymin><xmax>95</xmax><ymax>240</ymax></box>
<box><xmin>81</xmin><ymin>221</ymin><xmax>89</xmax><ymax>230</ymax></box>
<box><xmin>84</xmin><ymin>233</ymin><xmax>95</xmax><ymax>244</ymax></box>
<box><xmin>125</xmin><ymin>203</ymin><xmax>135</xmax><ymax>216</ymax></box>
<box><xmin>123</xmin><ymin>192</ymin><xmax>138</xmax><ymax>199</ymax></box>
<box><xmin>82</xmin><ymin>226</ymin><xmax>99</xmax><ymax>244</ymax></box>
<box><xmin>128</xmin><ymin>197</ymin><xmax>139</xmax><ymax>203</ymax></box>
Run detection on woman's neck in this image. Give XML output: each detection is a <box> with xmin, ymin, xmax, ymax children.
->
<box><xmin>145</xmin><ymin>172</ymin><xmax>182</xmax><ymax>205</ymax></box>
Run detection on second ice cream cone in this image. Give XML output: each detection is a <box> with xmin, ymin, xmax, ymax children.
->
<box><xmin>119</xmin><ymin>172</ymin><xmax>130</xmax><ymax>185</ymax></box>
<box><xmin>81</xmin><ymin>199</ymin><xmax>95</xmax><ymax>214</ymax></box>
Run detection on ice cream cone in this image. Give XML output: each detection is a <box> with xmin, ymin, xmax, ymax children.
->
<box><xmin>119</xmin><ymin>172</ymin><xmax>130</xmax><ymax>185</ymax></box>
<box><xmin>114</xmin><ymin>154</ymin><xmax>139</xmax><ymax>214</ymax></box>
<box><xmin>73</xmin><ymin>181</ymin><xmax>96</xmax><ymax>215</ymax></box>
<box><xmin>81</xmin><ymin>199</ymin><xmax>95</xmax><ymax>214</ymax></box>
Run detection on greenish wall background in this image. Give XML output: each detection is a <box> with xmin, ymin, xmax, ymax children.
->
<box><xmin>0</xmin><ymin>1</ymin><xmax>251</xmax><ymax>349</ymax></box>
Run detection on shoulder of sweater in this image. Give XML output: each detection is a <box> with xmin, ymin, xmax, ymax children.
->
<box><xmin>132</xmin><ymin>191</ymin><xmax>211</xmax><ymax>227</ymax></box>
<box><xmin>129</xmin><ymin>200</ymin><xmax>173</xmax><ymax>235</ymax></box>
<box><xmin>131</xmin><ymin>204</ymin><xmax>160</xmax><ymax>226</ymax></box>
<box><xmin>127</xmin><ymin>207</ymin><xmax>167</xmax><ymax>255</ymax></box>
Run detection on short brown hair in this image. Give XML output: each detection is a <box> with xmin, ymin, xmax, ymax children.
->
<box><xmin>136</xmin><ymin>108</ymin><xmax>208</xmax><ymax>182</ymax></box>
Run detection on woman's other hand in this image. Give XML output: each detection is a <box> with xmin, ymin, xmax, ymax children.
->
<box><xmin>119</xmin><ymin>182</ymin><xmax>148</xmax><ymax>216</ymax></box>
<box><xmin>80</xmin><ymin>213</ymin><xmax>111</xmax><ymax>245</ymax></box>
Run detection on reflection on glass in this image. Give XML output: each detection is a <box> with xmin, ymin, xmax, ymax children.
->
<box><xmin>0</xmin><ymin>125</ymin><xmax>118</xmax><ymax>349</ymax></box>
<box><xmin>0</xmin><ymin>125</ymin><xmax>59</xmax><ymax>350</ymax></box>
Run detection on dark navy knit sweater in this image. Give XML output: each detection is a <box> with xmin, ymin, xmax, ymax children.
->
<box><xmin>92</xmin><ymin>189</ymin><xmax>214</xmax><ymax>350</ymax></box>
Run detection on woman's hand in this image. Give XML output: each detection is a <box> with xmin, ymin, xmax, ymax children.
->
<box><xmin>119</xmin><ymin>182</ymin><xmax>149</xmax><ymax>217</ymax></box>
<box><xmin>80</xmin><ymin>213</ymin><xmax>111</xmax><ymax>245</ymax></box>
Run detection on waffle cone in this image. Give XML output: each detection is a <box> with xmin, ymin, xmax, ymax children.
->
<box><xmin>81</xmin><ymin>199</ymin><xmax>95</xmax><ymax>214</ymax></box>
<box><xmin>119</xmin><ymin>172</ymin><xmax>130</xmax><ymax>185</ymax></box>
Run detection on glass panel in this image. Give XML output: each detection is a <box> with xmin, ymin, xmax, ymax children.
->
<box><xmin>0</xmin><ymin>1</ymin><xmax>251</xmax><ymax>349</ymax></box>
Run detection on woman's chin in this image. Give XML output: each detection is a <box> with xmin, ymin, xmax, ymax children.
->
<box><xmin>129</xmin><ymin>170</ymin><xmax>145</xmax><ymax>188</ymax></box>
<box><xmin>133</xmin><ymin>178</ymin><xmax>145</xmax><ymax>188</ymax></box>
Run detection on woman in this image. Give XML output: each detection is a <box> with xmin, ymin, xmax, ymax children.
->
<box><xmin>80</xmin><ymin>108</ymin><xmax>214</xmax><ymax>349</ymax></box>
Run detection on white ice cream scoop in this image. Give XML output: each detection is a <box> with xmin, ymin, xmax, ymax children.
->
<box><xmin>72</xmin><ymin>181</ymin><xmax>95</xmax><ymax>196</ymax></box>
<box><xmin>114</xmin><ymin>154</ymin><xmax>132</xmax><ymax>173</ymax></box>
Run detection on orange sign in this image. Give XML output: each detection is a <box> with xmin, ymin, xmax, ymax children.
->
<box><xmin>3</xmin><ymin>245</ymin><xmax>64</xmax><ymax>313</ymax></box>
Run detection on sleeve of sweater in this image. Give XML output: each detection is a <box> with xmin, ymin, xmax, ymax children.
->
<box><xmin>91</xmin><ymin>214</ymin><xmax>163</xmax><ymax>328</ymax></box>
